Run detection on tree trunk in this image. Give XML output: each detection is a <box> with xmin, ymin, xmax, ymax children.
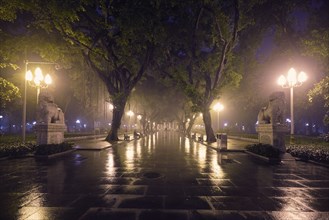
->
<box><xmin>203</xmin><ymin>110</ymin><xmax>216</xmax><ymax>142</ymax></box>
<box><xmin>186</xmin><ymin>116</ymin><xmax>196</xmax><ymax>137</ymax></box>
<box><xmin>106</xmin><ymin>99</ymin><xmax>126</xmax><ymax>141</ymax></box>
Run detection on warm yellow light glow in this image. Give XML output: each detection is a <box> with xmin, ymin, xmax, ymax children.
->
<box><xmin>109</xmin><ymin>104</ymin><xmax>114</xmax><ymax>110</ymax></box>
<box><xmin>34</xmin><ymin>67</ymin><xmax>44</xmax><ymax>82</ymax></box>
<box><xmin>33</xmin><ymin>78</ymin><xmax>40</xmax><ymax>86</ymax></box>
<box><xmin>287</xmin><ymin>67</ymin><xmax>297</xmax><ymax>86</ymax></box>
<box><xmin>26</xmin><ymin>70</ymin><xmax>33</xmax><ymax>81</ymax></box>
<box><xmin>127</xmin><ymin>110</ymin><xmax>134</xmax><ymax>117</ymax></box>
<box><xmin>137</xmin><ymin>115</ymin><xmax>142</xmax><ymax>120</ymax></box>
<box><xmin>213</xmin><ymin>102</ymin><xmax>224</xmax><ymax>112</ymax></box>
<box><xmin>277</xmin><ymin>75</ymin><xmax>286</xmax><ymax>86</ymax></box>
<box><xmin>44</xmin><ymin>74</ymin><xmax>52</xmax><ymax>85</ymax></box>
<box><xmin>298</xmin><ymin>71</ymin><xmax>307</xmax><ymax>83</ymax></box>
<box><xmin>278</xmin><ymin>68</ymin><xmax>307</xmax><ymax>87</ymax></box>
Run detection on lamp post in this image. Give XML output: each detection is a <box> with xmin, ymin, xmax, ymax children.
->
<box><xmin>25</xmin><ymin>67</ymin><xmax>52</xmax><ymax>103</ymax></box>
<box><xmin>277</xmin><ymin>67</ymin><xmax>307</xmax><ymax>137</ymax></box>
<box><xmin>137</xmin><ymin>115</ymin><xmax>142</xmax><ymax>130</ymax></box>
<box><xmin>126</xmin><ymin>110</ymin><xmax>134</xmax><ymax>131</ymax></box>
<box><xmin>213</xmin><ymin>102</ymin><xmax>224</xmax><ymax>132</ymax></box>
<box><xmin>22</xmin><ymin>60</ymin><xmax>55</xmax><ymax>142</ymax></box>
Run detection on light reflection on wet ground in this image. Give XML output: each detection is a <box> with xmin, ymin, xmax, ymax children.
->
<box><xmin>0</xmin><ymin>131</ymin><xmax>328</xmax><ymax>219</ymax></box>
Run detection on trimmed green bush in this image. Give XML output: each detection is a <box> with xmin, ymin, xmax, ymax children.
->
<box><xmin>0</xmin><ymin>142</ymin><xmax>74</xmax><ymax>158</ymax></box>
<box><xmin>287</xmin><ymin>144</ymin><xmax>329</xmax><ymax>164</ymax></box>
<box><xmin>246</xmin><ymin>143</ymin><xmax>281</xmax><ymax>158</ymax></box>
<box><xmin>0</xmin><ymin>142</ymin><xmax>36</xmax><ymax>158</ymax></box>
<box><xmin>34</xmin><ymin>142</ymin><xmax>74</xmax><ymax>156</ymax></box>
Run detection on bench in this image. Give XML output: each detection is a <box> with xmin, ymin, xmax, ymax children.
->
<box><xmin>124</xmin><ymin>134</ymin><xmax>130</xmax><ymax>140</ymax></box>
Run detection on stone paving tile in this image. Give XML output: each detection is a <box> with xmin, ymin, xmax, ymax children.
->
<box><xmin>146</xmin><ymin>186</ymin><xmax>185</xmax><ymax>196</ymax></box>
<box><xmin>98</xmin><ymin>177</ymin><xmax>135</xmax><ymax>185</ymax></box>
<box><xmin>270</xmin><ymin>211</ymin><xmax>329</xmax><ymax>220</ymax></box>
<box><xmin>165</xmin><ymin>196</ymin><xmax>211</xmax><ymax>209</ymax></box>
<box><xmin>184</xmin><ymin>186</ymin><xmax>223</xmax><ymax>196</ymax></box>
<box><xmin>269</xmin><ymin>197</ymin><xmax>313</xmax><ymax>212</ymax></box>
<box><xmin>293</xmin><ymin>198</ymin><xmax>329</xmax><ymax>211</ymax></box>
<box><xmin>22</xmin><ymin>193</ymin><xmax>80</xmax><ymax>207</ymax></box>
<box><xmin>139</xmin><ymin>210</ymin><xmax>188</xmax><ymax>220</ymax></box>
<box><xmin>80</xmin><ymin>208</ymin><xmax>136</xmax><ymax>220</ymax></box>
<box><xmin>259</xmin><ymin>187</ymin><xmax>314</xmax><ymax>198</ymax></box>
<box><xmin>118</xmin><ymin>196</ymin><xmax>164</xmax><ymax>209</ymax></box>
<box><xmin>272</xmin><ymin>173</ymin><xmax>305</xmax><ymax>180</ymax></box>
<box><xmin>296</xmin><ymin>180</ymin><xmax>329</xmax><ymax>187</ymax></box>
<box><xmin>209</xmin><ymin>196</ymin><xmax>263</xmax><ymax>211</ymax></box>
<box><xmin>196</xmin><ymin>178</ymin><xmax>235</xmax><ymax>187</ymax></box>
<box><xmin>22</xmin><ymin>207</ymin><xmax>83</xmax><ymax>220</ymax></box>
<box><xmin>1</xmin><ymin>132</ymin><xmax>329</xmax><ymax>219</ymax></box>
<box><xmin>308</xmin><ymin>188</ymin><xmax>329</xmax><ymax>198</ymax></box>
<box><xmin>191</xmin><ymin>210</ymin><xmax>274</xmax><ymax>220</ymax></box>
<box><xmin>105</xmin><ymin>185</ymin><xmax>146</xmax><ymax>195</ymax></box>
<box><xmin>219</xmin><ymin>186</ymin><xmax>263</xmax><ymax>197</ymax></box>
<box><xmin>69</xmin><ymin>194</ymin><xmax>116</xmax><ymax>209</ymax></box>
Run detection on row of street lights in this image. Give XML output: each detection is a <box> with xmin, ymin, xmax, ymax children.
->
<box><xmin>210</xmin><ymin>67</ymin><xmax>307</xmax><ymax>136</ymax></box>
<box><xmin>20</xmin><ymin>62</ymin><xmax>306</xmax><ymax>141</ymax></box>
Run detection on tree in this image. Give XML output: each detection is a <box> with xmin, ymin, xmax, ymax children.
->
<box><xmin>304</xmin><ymin>2</ymin><xmax>329</xmax><ymax>126</ymax></box>
<box><xmin>0</xmin><ymin>77</ymin><xmax>20</xmax><ymax>109</ymax></box>
<box><xmin>131</xmin><ymin>75</ymin><xmax>185</xmax><ymax>134</ymax></box>
<box><xmin>157</xmin><ymin>1</ymin><xmax>258</xmax><ymax>142</ymax></box>
<box><xmin>23</xmin><ymin>0</ymin><xmax>168</xmax><ymax>141</ymax></box>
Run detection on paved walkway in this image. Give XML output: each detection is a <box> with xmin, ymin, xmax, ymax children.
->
<box><xmin>0</xmin><ymin>131</ymin><xmax>328</xmax><ymax>219</ymax></box>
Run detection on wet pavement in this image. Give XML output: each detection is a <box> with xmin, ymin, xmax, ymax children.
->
<box><xmin>0</xmin><ymin>131</ymin><xmax>329</xmax><ymax>220</ymax></box>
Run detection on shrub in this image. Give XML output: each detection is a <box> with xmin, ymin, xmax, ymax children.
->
<box><xmin>0</xmin><ymin>142</ymin><xmax>36</xmax><ymax>158</ymax></box>
<box><xmin>246</xmin><ymin>143</ymin><xmax>281</xmax><ymax>158</ymax></box>
<box><xmin>35</xmin><ymin>142</ymin><xmax>74</xmax><ymax>156</ymax></box>
<box><xmin>287</xmin><ymin>144</ymin><xmax>329</xmax><ymax>164</ymax></box>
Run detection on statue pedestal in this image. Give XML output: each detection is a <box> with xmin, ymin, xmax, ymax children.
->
<box><xmin>256</xmin><ymin>124</ymin><xmax>289</xmax><ymax>153</ymax></box>
<box><xmin>35</xmin><ymin>123</ymin><xmax>67</xmax><ymax>145</ymax></box>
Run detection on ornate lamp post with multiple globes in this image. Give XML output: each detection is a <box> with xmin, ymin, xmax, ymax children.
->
<box><xmin>22</xmin><ymin>61</ymin><xmax>54</xmax><ymax>142</ymax></box>
<box><xmin>277</xmin><ymin>67</ymin><xmax>307</xmax><ymax>137</ymax></box>
<box><xmin>25</xmin><ymin>67</ymin><xmax>52</xmax><ymax>104</ymax></box>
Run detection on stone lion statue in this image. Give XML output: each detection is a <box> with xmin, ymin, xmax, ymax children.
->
<box><xmin>37</xmin><ymin>91</ymin><xmax>65</xmax><ymax>124</ymax></box>
<box><xmin>257</xmin><ymin>91</ymin><xmax>285</xmax><ymax>124</ymax></box>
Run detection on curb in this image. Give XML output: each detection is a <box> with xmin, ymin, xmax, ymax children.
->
<box><xmin>193</xmin><ymin>139</ymin><xmax>245</xmax><ymax>153</ymax></box>
<box><xmin>245</xmin><ymin>150</ymin><xmax>281</xmax><ymax>164</ymax></box>
<box><xmin>228</xmin><ymin>136</ymin><xmax>258</xmax><ymax>143</ymax></box>
<box><xmin>65</xmin><ymin>134</ymin><xmax>107</xmax><ymax>142</ymax></box>
<box><xmin>34</xmin><ymin>149</ymin><xmax>76</xmax><ymax>160</ymax></box>
<box><xmin>294</xmin><ymin>157</ymin><xmax>329</xmax><ymax>168</ymax></box>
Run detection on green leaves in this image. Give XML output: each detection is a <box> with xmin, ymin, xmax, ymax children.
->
<box><xmin>308</xmin><ymin>76</ymin><xmax>329</xmax><ymax>125</ymax></box>
<box><xmin>0</xmin><ymin>77</ymin><xmax>20</xmax><ymax>109</ymax></box>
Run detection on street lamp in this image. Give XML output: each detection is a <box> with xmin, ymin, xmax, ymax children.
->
<box><xmin>126</xmin><ymin>110</ymin><xmax>134</xmax><ymax>131</ymax></box>
<box><xmin>277</xmin><ymin>67</ymin><xmax>307</xmax><ymax>136</ymax></box>
<box><xmin>22</xmin><ymin>60</ymin><xmax>56</xmax><ymax>142</ymax></box>
<box><xmin>213</xmin><ymin>102</ymin><xmax>224</xmax><ymax>131</ymax></box>
<box><xmin>137</xmin><ymin>114</ymin><xmax>142</xmax><ymax>129</ymax></box>
<box><xmin>25</xmin><ymin>67</ymin><xmax>52</xmax><ymax>103</ymax></box>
